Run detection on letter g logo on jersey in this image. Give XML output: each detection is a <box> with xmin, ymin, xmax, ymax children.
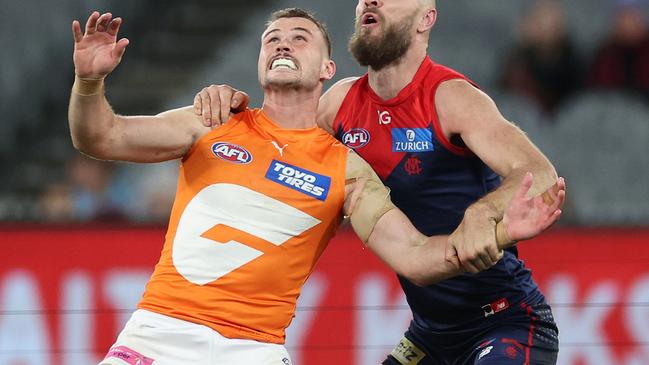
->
<box><xmin>211</xmin><ymin>142</ymin><xmax>253</xmax><ymax>164</ymax></box>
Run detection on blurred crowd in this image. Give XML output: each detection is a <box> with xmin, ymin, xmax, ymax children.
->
<box><xmin>37</xmin><ymin>0</ymin><xmax>649</xmax><ymax>224</ymax></box>
<box><xmin>501</xmin><ymin>0</ymin><xmax>649</xmax><ymax>115</ymax></box>
<box><xmin>40</xmin><ymin>154</ymin><xmax>178</xmax><ymax>223</ymax></box>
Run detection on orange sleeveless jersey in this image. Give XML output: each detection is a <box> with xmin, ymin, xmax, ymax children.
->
<box><xmin>138</xmin><ymin>109</ymin><xmax>348</xmax><ymax>344</ymax></box>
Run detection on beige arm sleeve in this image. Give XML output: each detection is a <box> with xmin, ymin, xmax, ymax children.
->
<box><xmin>344</xmin><ymin>151</ymin><xmax>397</xmax><ymax>243</ymax></box>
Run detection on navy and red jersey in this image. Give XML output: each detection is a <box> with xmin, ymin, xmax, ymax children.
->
<box><xmin>333</xmin><ymin>57</ymin><xmax>557</xmax><ymax>351</ymax></box>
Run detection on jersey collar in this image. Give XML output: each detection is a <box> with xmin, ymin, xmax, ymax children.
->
<box><xmin>365</xmin><ymin>56</ymin><xmax>434</xmax><ymax>106</ymax></box>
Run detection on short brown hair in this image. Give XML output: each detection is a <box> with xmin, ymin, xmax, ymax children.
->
<box><xmin>267</xmin><ymin>8</ymin><xmax>332</xmax><ymax>57</ymax></box>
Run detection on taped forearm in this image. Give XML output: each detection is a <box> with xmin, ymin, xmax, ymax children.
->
<box><xmin>349</xmin><ymin>178</ymin><xmax>397</xmax><ymax>243</ymax></box>
<box><xmin>72</xmin><ymin>75</ymin><xmax>104</xmax><ymax>96</ymax></box>
<box><xmin>495</xmin><ymin>220</ymin><xmax>514</xmax><ymax>248</ymax></box>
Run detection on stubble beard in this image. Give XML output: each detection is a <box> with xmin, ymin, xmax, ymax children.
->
<box><xmin>263</xmin><ymin>71</ymin><xmax>321</xmax><ymax>93</ymax></box>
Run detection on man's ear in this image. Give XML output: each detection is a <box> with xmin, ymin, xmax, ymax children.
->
<box><xmin>418</xmin><ymin>8</ymin><xmax>437</xmax><ymax>33</ymax></box>
<box><xmin>321</xmin><ymin>59</ymin><xmax>336</xmax><ymax>81</ymax></box>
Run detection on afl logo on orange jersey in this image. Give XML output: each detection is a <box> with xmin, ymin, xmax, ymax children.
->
<box><xmin>341</xmin><ymin>128</ymin><xmax>370</xmax><ymax>149</ymax></box>
<box><xmin>211</xmin><ymin>142</ymin><xmax>253</xmax><ymax>164</ymax></box>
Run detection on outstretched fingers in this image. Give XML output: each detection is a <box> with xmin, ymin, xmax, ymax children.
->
<box><xmin>232</xmin><ymin>91</ymin><xmax>250</xmax><ymax>112</ymax></box>
<box><xmin>112</xmin><ymin>38</ymin><xmax>130</xmax><ymax>60</ymax></box>
<box><xmin>194</xmin><ymin>94</ymin><xmax>207</xmax><ymax>125</ymax></box>
<box><xmin>553</xmin><ymin>177</ymin><xmax>566</xmax><ymax>206</ymax></box>
<box><xmin>548</xmin><ymin>181</ymin><xmax>566</xmax><ymax>211</ymax></box>
<box><xmin>539</xmin><ymin>177</ymin><xmax>566</xmax><ymax>212</ymax></box>
<box><xmin>541</xmin><ymin>209</ymin><xmax>563</xmax><ymax>231</ymax></box>
<box><xmin>199</xmin><ymin>88</ymin><xmax>213</xmax><ymax>127</ymax></box>
<box><xmin>72</xmin><ymin>20</ymin><xmax>83</xmax><ymax>43</ymax></box>
<box><xmin>107</xmin><ymin>17</ymin><xmax>122</xmax><ymax>36</ymax></box>
<box><xmin>532</xmin><ymin>177</ymin><xmax>566</xmax><ymax>231</ymax></box>
<box><xmin>95</xmin><ymin>12</ymin><xmax>113</xmax><ymax>33</ymax></box>
<box><xmin>514</xmin><ymin>172</ymin><xmax>534</xmax><ymax>203</ymax></box>
<box><xmin>84</xmin><ymin>11</ymin><xmax>100</xmax><ymax>35</ymax></box>
<box><xmin>541</xmin><ymin>176</ymin><xmax>565</xmax><ymax>205</ymax></box>
<box><xmin>218</xmin><ymin>88</ymin><xmax>234</xmax><ymax>125</ymax></box>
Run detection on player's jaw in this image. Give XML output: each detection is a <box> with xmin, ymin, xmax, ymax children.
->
<box><xmin>349</xmin><ymin>9</ymin><xmax>416</xmax><ymax>71</ymax></box>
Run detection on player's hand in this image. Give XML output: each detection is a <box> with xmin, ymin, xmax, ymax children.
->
<box><xmin>447</xmin><ymin>209</ymin><xmax>504</xmax><ymax>274</ymax></box>
<box><xmin>193</xmin><ymin>84</ymin><xmax>250</xmax><ymax>128</ymax></box>
<box><xmin>72</xmin><ymin>11</ymin><xmax>129</xmax><ymax>79</ymax></box>
<box><xmin>501</xmin><ymin>172</ymin><xmax>566</xmax><ymax>243</ymax></box>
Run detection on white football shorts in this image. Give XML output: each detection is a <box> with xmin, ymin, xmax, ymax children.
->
<box><xmin>99</xmin><ymin>309</ymin><xmax>293</xmax><ymax>365</ymax></box>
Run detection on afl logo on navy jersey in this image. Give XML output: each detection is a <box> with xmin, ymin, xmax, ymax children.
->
<box><xmin>341</xmin><ymin>128</ymin><xmax>371</xmax><ymax>149</ymax></box>
<box><xmin>211</xmin><ymin>142</ymin><xmax>253</xmax><ymax>164</ymax></box>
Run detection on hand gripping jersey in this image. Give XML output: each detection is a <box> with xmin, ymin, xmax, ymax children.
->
<box><xmin>138</xmin><ymin>109</ymin><xmax>347</xmax><ymax>344</ymax></box>
<box><xmin>333</xmin><ymin>57</ymin><xmax>557</xmax><ymax>350</ymax></box>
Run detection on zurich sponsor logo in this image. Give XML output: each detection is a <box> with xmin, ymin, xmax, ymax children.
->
<box><xmin>211</xmin><ymin>142</ymin><xmax>253</xmax><ymax>164</ymax></box>
<box><xmin>392</xmin><ymin>128</ymin><xmax>434</xmax><ymax>152</ymax></box>
<box><xmin>265</xmin><ymin>160</ymin><xmax>331</xmax><ymax>201</ymax></box>
<box><xmin>341</xmin><ymin>128</ymin><xmax>370</xmax><ymax>149</ymax></box>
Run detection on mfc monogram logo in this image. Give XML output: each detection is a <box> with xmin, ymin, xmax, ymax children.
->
<box><xmin>405</xmin><ymin>155</ymin><xmax>422</xmax><ymax>176</ymax></box>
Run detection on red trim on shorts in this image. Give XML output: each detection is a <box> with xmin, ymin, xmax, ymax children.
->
<box><xmin>501</xmin><ymin>338</ymin><xmax>525</xmax><ymax>352</ymax></box>
<box><xmin>523</xmin><ymin>302</ymin><xmax>537</xmax><ymax>365</ymax></box>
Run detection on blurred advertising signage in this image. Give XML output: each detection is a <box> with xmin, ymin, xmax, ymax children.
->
<box><xmin>1</xmin><ymin>226</ymin><xmax>648</xmax><ymax>365</ymax></box>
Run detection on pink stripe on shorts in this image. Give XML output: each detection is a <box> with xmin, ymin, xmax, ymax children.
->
<box><xmin>104</xmin><ymin>345</ymin><xmax>155</xmax><ymax>365</ymax></box>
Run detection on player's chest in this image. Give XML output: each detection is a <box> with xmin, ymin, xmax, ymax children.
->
<box><xmin>185</xmin><ymin>137</ymin><xmax>341</xmax><ymax>205</ymax></box>
<box><xmin>338</xmin><ymin>102</ymin><xmax>439</xmax><ymax>155</ymax></box>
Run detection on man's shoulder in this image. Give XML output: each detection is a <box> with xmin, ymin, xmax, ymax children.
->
<box><xmin>322</xmin><ymin>77</ymin><xmax>362</xmax><ymax>107</ymax></box>
<box><xmin>318</xmin><ymin>77</ymin><xmax>363</xmax><ymax>134</ymax></box>
<box><xmin>331</xmin><ymin>76</ymin><xmax>362</xmax><ymax>92</ymax></box>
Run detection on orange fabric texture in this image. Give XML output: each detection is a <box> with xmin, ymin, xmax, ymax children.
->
<box><xmin>138</xmin><ymin>109</ymin><xmax>348</xmax><ymax>344</ymax></box>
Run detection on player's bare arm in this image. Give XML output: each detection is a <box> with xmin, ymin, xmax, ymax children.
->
<box><xmin>342</xmin><ymin>151</ymin><xmax>565</xmax><ymax>285</ymax></box>
<box><xmin>435</xmin><ymin>79</ymin><xmax>566</xmax><ymax>272</ymax></box>
<box><xmin>343</xmin><ymin>151</ymin><xmax>462</xmax><ymax>286</ymax></box>
<box><xmin>69</xmin><ymin>12</ymin><xmax>208</xmax><ymax>163</ymax></box>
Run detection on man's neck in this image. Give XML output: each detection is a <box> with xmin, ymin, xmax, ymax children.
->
<box><xmin>262</xmin><ymin>87</ymin><xmax>321</xmax><ymax>129</ymax></box>
<box><xmin>367</xmin><ymin>44</ymin><xmax>427</xmax><ymax>101</ymax></box>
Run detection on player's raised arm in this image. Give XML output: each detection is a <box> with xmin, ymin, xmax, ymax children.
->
<box><xmin>69</xmin><ymin>12</ymin><xmax>207</xmax><ymax>163</ymax></box>
<box><xmin>343</xmin><ymin>152</ymin><xmax>565</xmax><ymax>286</ymax></box>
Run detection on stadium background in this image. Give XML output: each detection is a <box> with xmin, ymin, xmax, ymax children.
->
<box><xmin>1</xmin><ymin>0</ymin><xmax>649</xmax><ymax>364</ymax></box>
